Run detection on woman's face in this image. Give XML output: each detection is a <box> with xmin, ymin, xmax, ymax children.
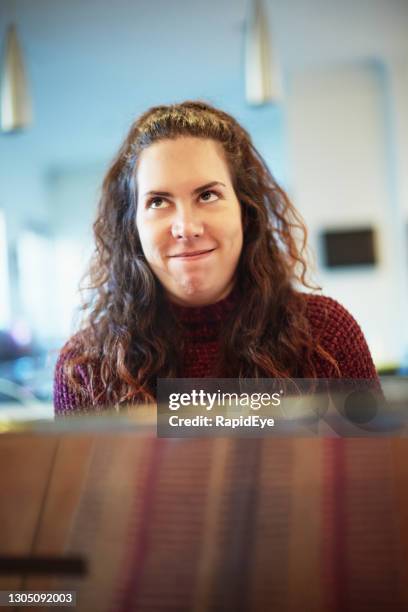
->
<box><xmin>136</xmin><ymin>137</ymin><xmax>243</xmax><ymax>306</ymax></box>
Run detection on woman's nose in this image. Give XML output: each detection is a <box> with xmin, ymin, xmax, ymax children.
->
<box><xmin>171</xmin><ymin>207</ymin><xmax>204</xmax><ymax>240</ymax></box>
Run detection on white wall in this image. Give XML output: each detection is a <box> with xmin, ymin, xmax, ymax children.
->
<box><xmin>287</xmin><ymin>62</ymin><xmax>408</xmax><ymax>365</ymax></box>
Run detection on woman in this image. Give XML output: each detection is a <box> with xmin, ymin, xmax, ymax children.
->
<box><xmin>54</xmin><ymin>101</ymin><xmax>378</xmax><ymax>413</ymax></box>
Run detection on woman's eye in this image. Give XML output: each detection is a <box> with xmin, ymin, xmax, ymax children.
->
<box><xmin>200</xmin><ymin>190</ymin><xmax>219</xmax><ymax>203</ymax></box>
<box><xmin>148</xmin><ymin>198</ymin><xmax>168</xmax><ymax>209</ymax></box>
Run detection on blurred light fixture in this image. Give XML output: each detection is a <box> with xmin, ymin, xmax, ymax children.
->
<box><xmin>244</xmin><ymin>0</ymin><xmax>282</xmax><ymax>105</ymax></box>
<box><xmin>0</xmin><ymin>24</ymin><xmax>33</xmax><ymax>132</ymax></box>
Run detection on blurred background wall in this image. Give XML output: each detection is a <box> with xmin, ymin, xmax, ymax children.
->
<box><xmin>0</xmin><ymin>0</ymin><xmax>407</xmax><ymax>402</ymax></box>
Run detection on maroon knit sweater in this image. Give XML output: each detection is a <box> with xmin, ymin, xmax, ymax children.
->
<box><xmin>53</xmin><ymin>293</ymin><xmax>378</xmax><ymax>414</ymax></box>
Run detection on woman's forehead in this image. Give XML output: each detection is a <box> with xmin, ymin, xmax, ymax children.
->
<box><xmin>136</xmin><ymin>137</ymin><xmax>233</xmax><ymax>191</ymax></box>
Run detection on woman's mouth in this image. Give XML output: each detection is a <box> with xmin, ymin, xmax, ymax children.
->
<box><xmin>169</xmin><ymin>248</ymin><xmax>216</xmax><ymax>260</ymax></box>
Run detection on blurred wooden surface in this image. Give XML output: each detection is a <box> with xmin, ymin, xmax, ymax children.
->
<box><xmin>0</xmin><ymin>433</ymin><xmax>407</xmax><ymax>611</ymax></box>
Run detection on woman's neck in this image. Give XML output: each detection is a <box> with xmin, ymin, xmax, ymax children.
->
<box><xmin>168</xmin><ymin>286</ymin><xmax>238</xmax><ymax>325</ymax></box>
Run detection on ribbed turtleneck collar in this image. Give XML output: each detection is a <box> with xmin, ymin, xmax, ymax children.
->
<box><xmin>168</xmin><ymin>288</ymin><xmax>238</xmax><ymax>340</ymax></box>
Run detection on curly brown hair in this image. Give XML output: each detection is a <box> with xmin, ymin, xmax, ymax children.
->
<box><xmin>61</xmin><ymin>100</ymin><xmax>338</xmax><ymax>407</ymax></box>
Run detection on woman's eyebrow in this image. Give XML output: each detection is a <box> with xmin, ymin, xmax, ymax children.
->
<box><xmin>143</xmin><ymin>181</ymin><xmax>226</xmax><ymax>198</ymax></box>
<box><xmin>192</xmin><ymin>181</ymin><xmax>226</xmax><ymax>195</ymax></box>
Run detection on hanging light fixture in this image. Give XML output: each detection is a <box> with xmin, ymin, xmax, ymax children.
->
<box><xmin>244</xmin><ymin>0</ymin><xmax>282</xmax><ymax>105</ymax></box>
<box><xmin>1</xmin><ymin>24</ymin><xmax>33</xmax><ymax>132</ymax></box>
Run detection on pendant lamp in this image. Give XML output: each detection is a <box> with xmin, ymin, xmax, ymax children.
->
<box><xmin>245</xmin><ymin>0</ymin><xmax>282</xmax><ymax>105</ymax></box>
<box><xmin>1</xmin><ymin>24</ymin><xmax>33</xmax><ymax>132</ymax></box>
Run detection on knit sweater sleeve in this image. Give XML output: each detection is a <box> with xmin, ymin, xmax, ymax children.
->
<box><xmin>305</xmin><ymin>294</ymin><xmax>379</xmax><ymax>379</ymax></box>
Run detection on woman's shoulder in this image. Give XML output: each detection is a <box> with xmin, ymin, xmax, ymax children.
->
<box><xmin>53</xmin><ymin>332</ymin><xmax>99</xmax><ymax>414</ymax></box>
<box><xmin>54</xmin><ymin>332</ymin><xmax>89</xmax><ymax>377</ymax></box>
<box><xmin>299</xmin><ymin>292</ymin><xmax>378</xmax><ymax>379</ymax></box>
<box><xmin>302</xmin><ymin>293</ymin><xmax>360</xmax><ymax>336</ymax></box>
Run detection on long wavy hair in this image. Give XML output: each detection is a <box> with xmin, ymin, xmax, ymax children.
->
<box><xmin>62</xmin><ymin>100</ymin><xmax>338</xmax><ymax>407</ymax></box>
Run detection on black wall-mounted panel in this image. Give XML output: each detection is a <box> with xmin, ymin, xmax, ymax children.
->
<box><xmin>321</xmin><ymin>227</ymin><xmax>376</xmax><ymax>268</ymax></box>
